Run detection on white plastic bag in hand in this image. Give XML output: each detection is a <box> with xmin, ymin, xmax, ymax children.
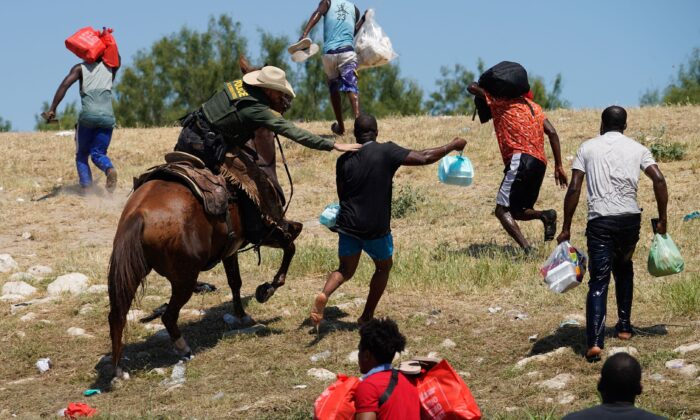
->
<box><xmin>354</xmin><ymin>9</ymin><xmax>398</xmax><ymax>69</ymax></box>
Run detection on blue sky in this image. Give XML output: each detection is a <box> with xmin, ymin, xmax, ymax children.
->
<box><xmin>1</xmin><ymin>0</ymin><xmax>698</xmax><ymax>131</ymax></box>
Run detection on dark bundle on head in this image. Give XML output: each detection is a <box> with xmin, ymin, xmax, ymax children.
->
<box><xmin>359</xmin><ymin>318</ymin><xmax>406</xmax><ymax>364</ymax></box>
<box><xmin>601</xmin><ymin>105</ymin><xmax>627</xmax><ymax>132</ymax></box>
<box><xmin>598</xmin><ymin>353</ymin><xmax>642</xmax><ymax>403</ymax></box>
<box><xmin>354</xmin><ymin>113</ymin><xmax>378</xmax><ymax>144</ymax></box>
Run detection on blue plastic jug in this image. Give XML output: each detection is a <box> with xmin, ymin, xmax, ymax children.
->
<box><xmin>319</xmin><ymin>203</ymin><xmax>340</xmax><ymax>228</ymax></box>
<box><xmin>438</xmin><ymin>154</ymin><xmax>474</xmax><ymax>186</ymax></box>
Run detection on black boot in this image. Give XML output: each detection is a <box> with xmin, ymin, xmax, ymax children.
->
<box><xmin>240</xmin><ymin>195</ymin><xmax>265</xmax><ymax>245</ymax></box>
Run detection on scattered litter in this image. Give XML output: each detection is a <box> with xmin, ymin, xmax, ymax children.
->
<box><xmin>83</xmin><ymin>389</ymin><xmax>101</xmax><ymax>397</ymax></box>
<box><xmin>559</xmin><ymin>319</ymin><xmax>580</xmax><ymax>327</ymax></box>
<box><xmin>310</xmin><ymin>350</ymin><xmax>332</xmax><ymax>363</ymax></box>
<box><xmin>537</xmin><ymin>373</ymin><xmax>574</xmax><ymax>390</ymax></box>
<box><xmin>440</xmin><ymin>339</ymin><xmax>457</xmax><ymax>349</ymax></box>
<box><xmin>607</xmin><ymin>347</ymin><xmax>639</xmax><ymax>357</ymax></box>
<box><xmin>211</xmin><ymin>391</ymin><xmax>225</xmax><ymax>401</ymax></box>
<box><xmin>293</xmin><ymin>384</ymin><xmax>308</xmax><ymax>389</ymax></box>
<box><xmin>516</xmin><ymin>347</ymin><xmax>568</xmax><ymax>368</ymax></box>
<box><xmin>21</xmin><ymin>231</ymin><xmax>33</xmax><ymax>240</ymax></box>
<box><xmin>683</xmin><ymin>211</ymin><xmax>700</xmax><ymax>222</ymax></box>
<box><xmin>160</xmin><ymin>361</ymin><xmax>187</xmax><ymax>387</ymax></box>
<box><xmin>307</xmin><ymin>368</ymin><xmax>336</xmax><ymax>381</ymax></box>
<box><xmin>487</xmin><ymin>306</ymin><xmax>502</xmax><ymax>314</ymax></box>
<box><xmin>222</xmin><ymin>324</ymin><xmax>268</xmax><ymax>336</ymax></box>
<box><xmin>35</xmin><ymin>358</ymin><xmax>51</xmax><ymax>374</ymax></box>
<box><xmin>0</xmin><ymin>254</ymin><xmax>19</xmax><ymax>273</ymax></box>
<box><xmin>674</xmin><ymin>342</ymin><xmax>700</xmax><ymax>355</ymax></box>
<box><xmin>528</xmin><ymin>334</ymin><xmax>538</xmax><ymax>342</ymax></box>
<box><xmin>63</xmin><ymin>402</ymin><xmax>97</xmax><ymax>418</ymax></box>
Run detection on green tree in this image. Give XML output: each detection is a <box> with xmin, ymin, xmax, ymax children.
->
<box><xmin>662</xmin><ymin>47</ymin><xmax>700</xmax><ymax>105</ymax></box>
<box><xmin>530</xmin><ymin>74</ymin><xmax>570</xmax><ymax>110</ymax></box>
<box><xmin>0</xmin><ymin>116</ymin><xmax>11</xmax><ymax>132</ymax></box>
<box><xmin>359</xmin><ymin>64</ymin><xmax>424</xmax><ymax>117</ymax></box>
<box><xmin>114</xmin><ymin>15</ymin><xmax>248</xmax><ymax>127</ymax></box>
<box><xmin>426</xmin><ymin>63</ymin><xmax>477</xmax><ymax>115</ymax></box>
<box><xmin>35</xmin><ymin>101</ymin><xmax>78</xmax><ymax>131</ymax></box>
<box><xmin>640</xmin><ymin>88</ymin><xmax>662</xmax><ymax>107</ymax></box>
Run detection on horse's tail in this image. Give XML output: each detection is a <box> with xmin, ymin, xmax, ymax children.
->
<box><xmin>108</xmin><ymin>214</ymin><xmax>149</xmax><ymax>320</ymax></box>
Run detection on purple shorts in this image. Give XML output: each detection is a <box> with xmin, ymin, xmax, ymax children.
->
<box><xmin>322</xmin><ymin>51</ymin><xmax>359</xmax><ymax>94</ymax></box>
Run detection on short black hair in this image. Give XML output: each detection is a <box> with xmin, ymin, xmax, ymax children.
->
<box><xmin>354</xmin><ymin>113</ymin><xmax>378</xmax><ymax>144</ymax></box>
<box><xmin>601</xmin><ymin>106</ymin><xmax>627</xmax><ymax>131</ymax></box>
<box><xmin>598</xmin><ymin>353</ymin><xmax>642</xmax><ymax>403</ymax></box>
<box><xmin>358</xmin><ymin>318</ymin><xmax>406</xmax><ymax>364</ymax></box>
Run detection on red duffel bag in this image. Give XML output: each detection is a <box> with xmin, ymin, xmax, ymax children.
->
<box><xmin>414</xmin><ymin>360</ymin><xmax>481</xmax><ymax>420</ymax></box>
<box><xmin>65</xmin><ymin>27</ymin><xmax>106</xmax><ymax>63</ymax></box>
<box><xmin>100</xmin><ymin>28</ymin><xmax>120</xmax><ymax>68</ymax></box>
<box><xmin>314</xmin><ymin>374</ymin><xmax>361</xmax><ymax>420</ymax></box>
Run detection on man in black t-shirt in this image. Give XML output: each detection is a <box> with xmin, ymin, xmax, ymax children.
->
<box><xmin>563</xmin><ymin>353</ymin><xmax>666</xmax><ymax>420</ymax></box>
<box><xmin>310</xmin><ymin>114</ymin><xmax>467</xmax><ymax>326</ymax></box>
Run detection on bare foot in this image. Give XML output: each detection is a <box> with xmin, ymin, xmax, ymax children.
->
<box><xmin>310</xmin><ymin>292</ymin><xmax>328</xmax><ymax>326</ymax></box>
<box><xmin>617</xmin><ymin>331</ymin><xmax>632</xmax><ymax>340</ymax></box>
<box><xmin>586</xmin><ymin>346</ymin><xmax>602</xmax><ymax>362</ymax></box>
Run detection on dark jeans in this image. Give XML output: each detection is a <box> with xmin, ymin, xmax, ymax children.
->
<box><xmin>585</xmin><ymin>214</ymin><xmax>641</xmax><ymax>348</ymax></box>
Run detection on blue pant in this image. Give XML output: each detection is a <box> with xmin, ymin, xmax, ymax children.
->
<box><xmin>585</xmin><ymin>214</ymin><xmax>641</xmax><ymax>349</ymax></box>
<box><xmin>338</xmin><ymin>233</ymin><xmax>394</xmax><ymax>261</ymax></box>
<box><xmin>75</xmin><ymin>125</ymin><xmax>114</xmax><ymax>187</ymax></box>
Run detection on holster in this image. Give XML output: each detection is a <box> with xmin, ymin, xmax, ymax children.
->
<box><xmin>176</xmin><ymin>111</ymin><xmax>227</xmax><ymax>169</ymax></box>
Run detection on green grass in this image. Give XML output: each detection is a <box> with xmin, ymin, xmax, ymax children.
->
<box><xmin>662</xmin><ymin>274</ymin><xmax>700</xmax><ymax>316</ymax></box>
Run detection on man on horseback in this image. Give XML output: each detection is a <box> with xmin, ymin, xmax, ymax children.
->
<box><xmin>175</xmin><ymin>65</ymin><xmax>360</xmax><ymax>244</ymax></box>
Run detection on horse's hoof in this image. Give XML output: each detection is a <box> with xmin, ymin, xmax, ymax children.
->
<box><xmin>255</xmin><ymin>283</ymin><xmax>276</xmax><ymax>303</ymax></box>
<box><xmin>113</xmin><ymin>367</ymin><xmax>130</xmax><ymax>381</ymax></box>
<box><xmin>179</xmin><ymin>352</ymin><xmax>194</xmax><ymax>362</ymax></box>
<box><xmin>172</xmin><ymin>337</ymin><xmax>192</xmax><ymax>359</ymax></box>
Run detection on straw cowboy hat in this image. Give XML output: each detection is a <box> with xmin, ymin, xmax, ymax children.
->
<box><xmin>243</xmin><ymin>66</ymin><xmax>296</xmax><ymax>98</ymax></box>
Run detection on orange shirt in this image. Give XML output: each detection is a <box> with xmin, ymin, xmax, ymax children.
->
<box><xmin>485</xmin><ymin>92</ymin><xmax>548</xmax><ymax>165</ymax></box>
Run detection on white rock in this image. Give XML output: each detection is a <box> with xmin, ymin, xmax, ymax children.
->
<box><xmin>516</xmin><ymin>347</ymin><xmax>568</xmax><ymax>368</ymax></box>
<box><xmin>307</xmin><ymin>368</ymin><xmax>336</xmax><ymax>381</ymax></box>
<box><xmin>66</xmin><ymin>327</ymin><xmax>92</xmax><ymax>338</ymax></box>
<box><xmin>346</xmin><ymin>350</ymin><xmax>359</xmax><ymax>364</ymax></box>
<box><xmin>441</xmin><ymin>339</ymin><xmax>457</xmax><ymax>349</ymax></box>
<box><xmin>143</xmin><ymin>323</ymin><xmax>164</xmax><ymax>332</ymax></box>
<box><xmin>47</xmin><ymin>273</ymin><xmax>89</xmax><ymax>295</ymax></box>
<box><xmin>526</xmin><ymin>371</ymin><xmax>542</xmax><ymax>379</ymax></box>
<box><xmin>79</xmin><ymin>305</ymin><xmax>94</xmax><ymax>315</ymax></box>
<box><xmin>21</xmin><ymin>232</ymin><xmax>33</xmax><ymax>240</ymax></box>
<box><xmin>558</xmin><ymin>392</ymin><xmax>575</xmax><ymax>404</ymax></box>
<box><xmin>27</xmin><ymin>265</ymin><xmax>52</xmax><ymax>278</ymax></box>
<box><xmin>666</xmin><ymin>359</ymin><xmax>687</xmax><ymax>370</ymax></box>
<box><xmin>537</xmin><ymin>373</ymin><xmax>575</xmax><ymax>390</ymax></box>
<box><xmin>35</xmin><ymin>358</ymin><xmax>51</xmax><ymax>373</ymax></box>
<box><xmin>458</xmin><ymin>371</ymin><xmax>471</xmax><ymax>378</ymax></box>
<box><xmin>0</xmin><ymin>254</ymin><xmax>19</xmax><ymax>273</ymax></box>
<box><xmin>1</xmin><ymin>294</ymin><xmax>26</xmax><ymax>303</ymax></box>
<box><xmin>20</xmin><ymin>312</ymin><xmax>37</xmax><ymax>322</ymax></box>
<box><xmin>528</xmin><ymin>334</ymin><xmax>539</xmax><ymax>342</ymax></box>
<box><xmin>161</xmin><ymin>361</ymin><xmax>187</xmax><ymax>387</ymax></box>
<box><xmin>649</xmin><ymin>373</ymin><xmax>671</xmax><ymax>383</ymax></box>
<box><xmin>607</xmin><ymin>347</ymin><xmax>639</xmax><ymax>357</ymax></box>
<box><xmin>222</xmin><ymin>324</ymin><xmax>268</xmax><ymax>336</ymax></box>
<box><xmin>86</xmin><ymin>285</ymin><xmax>108</xmax><ymax>294</ymax></box>
<box><xmin>9</xmin><ymin>272</ymin><xmax>36</xmax><ymax>283</ymax></box>
<box><xmin>674</xmin><ymin>342</ymin><xmax>700</xmax><ymax>355</ymax></box>
<box><xmin>127</xmin><ymin>309</ymin><xmax>146</xmax><ymax>322</ymax></box>
<box><xmin>427</xmin><ymin>352</ymin><xmax>439</xmax><ymax>359</ymax></box>
<box><xmin>310</xmin><ymin>350</ymin><xmax>332</xmax><ymax>363</ymax></box>
<box><xmin>293</xmin><ymin>384</ymin><xmax>308</xmax><ymax>389</ymax></box>
<box><xmin>16</xmin><ymin>198</ymin><xmax>25</xmax><ymax>203</ymax></box>
<box><xmin>2</xmin><ymin>281</ymin><xmax>37</xmax><ymax>297</ymax></box>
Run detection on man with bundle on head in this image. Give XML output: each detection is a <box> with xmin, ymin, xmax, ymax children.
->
<box><xmin>355</xmin><ymin>318</ymin><xmax>420</xmax><ymax>420</ymax></box>
<box><xmin>175</xmin><ymin>66</ymin><xmax>360</xmax><ymax>245</ymax></box>
<box><xmin>557</xmin><ymin>106</ymin><xmax>668</xmax><ymax>362</ymax></box>
<box><xmin>310</xmin><ymin>113</ymin><xmax>467</xmax><ymax>326</ymax></box>
<box><xmin>468</xmin><ymin>62</ymin><xmax>568</xmax><ymax>253</ymax></box>
<box><xmin>564</xmin><ymin>353</ymin><xmax>665</xmax><ymax>419</ymax></box>
<box><xmin>299</xmin><ymin>0</ymin><xmax>367</xmax><ymax>135</ymax></box>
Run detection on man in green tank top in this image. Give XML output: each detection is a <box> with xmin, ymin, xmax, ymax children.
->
<box><xmin>175</xmin><ymin>66</ymin><xmax>360</xmax><ymax>243</ymax></box>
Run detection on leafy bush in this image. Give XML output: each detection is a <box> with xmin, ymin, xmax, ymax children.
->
<box><xmin>392</xmin><ymin>186</ymin><xmax>425</xmax><ymax>219</ymax></box>
<box><xmin>649</xmin><ymin>142</ymin><xmax>687</xmax><ymax>162</ymax></box>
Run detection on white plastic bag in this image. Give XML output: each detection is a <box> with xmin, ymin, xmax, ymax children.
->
<box><xmin>354</xmin><ymin>9</ymin><xmax>398</xmax><ymax>69</ymax></box>
<box><xmin>540</xmin><ymin>241</ymin><xmax>587</xmax><ymax>294</ymax></box>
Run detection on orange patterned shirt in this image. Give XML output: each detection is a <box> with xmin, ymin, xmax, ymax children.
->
<box><xmin>484</xmin><ymin>92</ymin><xmax>548</xmax><ymax>165</ymax></box>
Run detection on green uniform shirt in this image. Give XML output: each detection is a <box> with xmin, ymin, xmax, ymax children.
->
<box><xmin>201</xmin><ymin>81</ymin><xmax>334</xmax><ymax>151</ymax></box>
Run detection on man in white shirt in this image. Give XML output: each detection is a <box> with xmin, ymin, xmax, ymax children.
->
<box><xmin>557</xmin><ymin>106</ymin><xmax>668</xmax><ymax>362</ymax></box>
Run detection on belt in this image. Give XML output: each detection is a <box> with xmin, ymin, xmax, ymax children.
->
<box><xmin>327</xmin><ymin>46</ymin><xmax>354</xmax><ymax>54</ymax></box>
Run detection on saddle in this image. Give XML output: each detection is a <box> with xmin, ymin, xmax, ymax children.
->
<box><xmin>133</xmin><ymin>152</ymin><xmax>230</xmax><ymax>216</ymax></box>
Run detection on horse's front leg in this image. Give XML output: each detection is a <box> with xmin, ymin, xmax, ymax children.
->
<box><xmin>223</xmin><ymin>255</ymin><xmax>255</xmax><ymax>328</ymax></box>
<box><xmin>256</xmin><ymin>241</ymin><xmax>296</xmax><ymax>303</ymax></box>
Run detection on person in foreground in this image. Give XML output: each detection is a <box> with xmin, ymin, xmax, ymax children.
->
<box><xmin>299</xmin><ymin>0</ymin><xmax>367</xmax><ymax>135</ymax></box>
<box><xmin>467</xmin><ymin>82</ymin><xmax>567</xmax><ymax>252</ymax></box>
<box><xmin>563</xmin><ymin>353</ymin><xmax>666</xmax><ymax>419</ymax></box>
<box><xmin>310</xmin><ymin>113</ymin><xmax>467</xmax><ymax>326</ymax></box>
<box><xmin>557</xmin><ymin>106</ymin><xmax>668</xmax><ymax>362</ymax></box>
<box><xmin>355</xmin><ymin>318</ymin><xmax>420</xmax><ymax>420</ymax></box>
<box><xmin>175</xmin><ymin>66</ymin><xmax>360</xmax><ymax>244</ymax></box>
<box><xmin>44</xmin><ymin>56</ymin><xmax>120</xmax><ymax>194</ymax></box>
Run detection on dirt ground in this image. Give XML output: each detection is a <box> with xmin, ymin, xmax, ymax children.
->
<box><xmin>0</xmin><ymin>106</ymin><xmax>699</xmax><ymax>418</ymax></box>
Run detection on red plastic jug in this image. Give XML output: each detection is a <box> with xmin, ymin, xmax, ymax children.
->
<box><xmin>65</xmin><ymin>27</ymin><xmax>106</xmax><ymax>63</ymax></box>
<box><xmin>100</xmin><ymin>28</ymin><xmax>120</xmax><ymax>68</ymax></box>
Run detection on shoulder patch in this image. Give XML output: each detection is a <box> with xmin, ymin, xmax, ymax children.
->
<box><xmin>224</xmin><ymin>79</ymin><xmax>250</xmax><ymax>100</ymax></box>
<box><xmin>268</xmin><ymin>109</ymin><xmax>282</xmax><ymax>118</ymax></box>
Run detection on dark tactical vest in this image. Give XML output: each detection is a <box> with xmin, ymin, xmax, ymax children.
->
<box><xmin>201</xmin><ymin>80</ymin><xmax>259</xmax><ymax>146</ymax></box>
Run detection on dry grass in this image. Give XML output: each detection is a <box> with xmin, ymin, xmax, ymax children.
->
<box><xmin>1</xmin><ymin>105</ymin><xmax>699</xmax><ymax>419</ymax></box>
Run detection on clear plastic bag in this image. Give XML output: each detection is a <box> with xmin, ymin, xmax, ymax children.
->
<box><xmin>540</xmin><ymin>241</ymin><xmax>587</xmax><ymax>293</ymax></box>
<box><xmin>648</xmin><ymin>233</ymin><xmax>684</xmax><ymax>277</ymax></box>
<box><xmin>354</xmin><ymin>9</ymin><xmax>398</xmax><ymax>70</ymax></box>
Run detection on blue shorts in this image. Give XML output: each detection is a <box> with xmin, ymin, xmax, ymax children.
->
<box><xmin>338</xmin><ymin>233</ymin><xmax>393</xmax><ymax>261</ymax></box>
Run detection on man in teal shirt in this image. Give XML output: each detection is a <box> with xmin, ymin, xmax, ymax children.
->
<box><xmin>300</xmin><ymin>0</ymin><xmax>367</xmax><ymax>136</ymax></box>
